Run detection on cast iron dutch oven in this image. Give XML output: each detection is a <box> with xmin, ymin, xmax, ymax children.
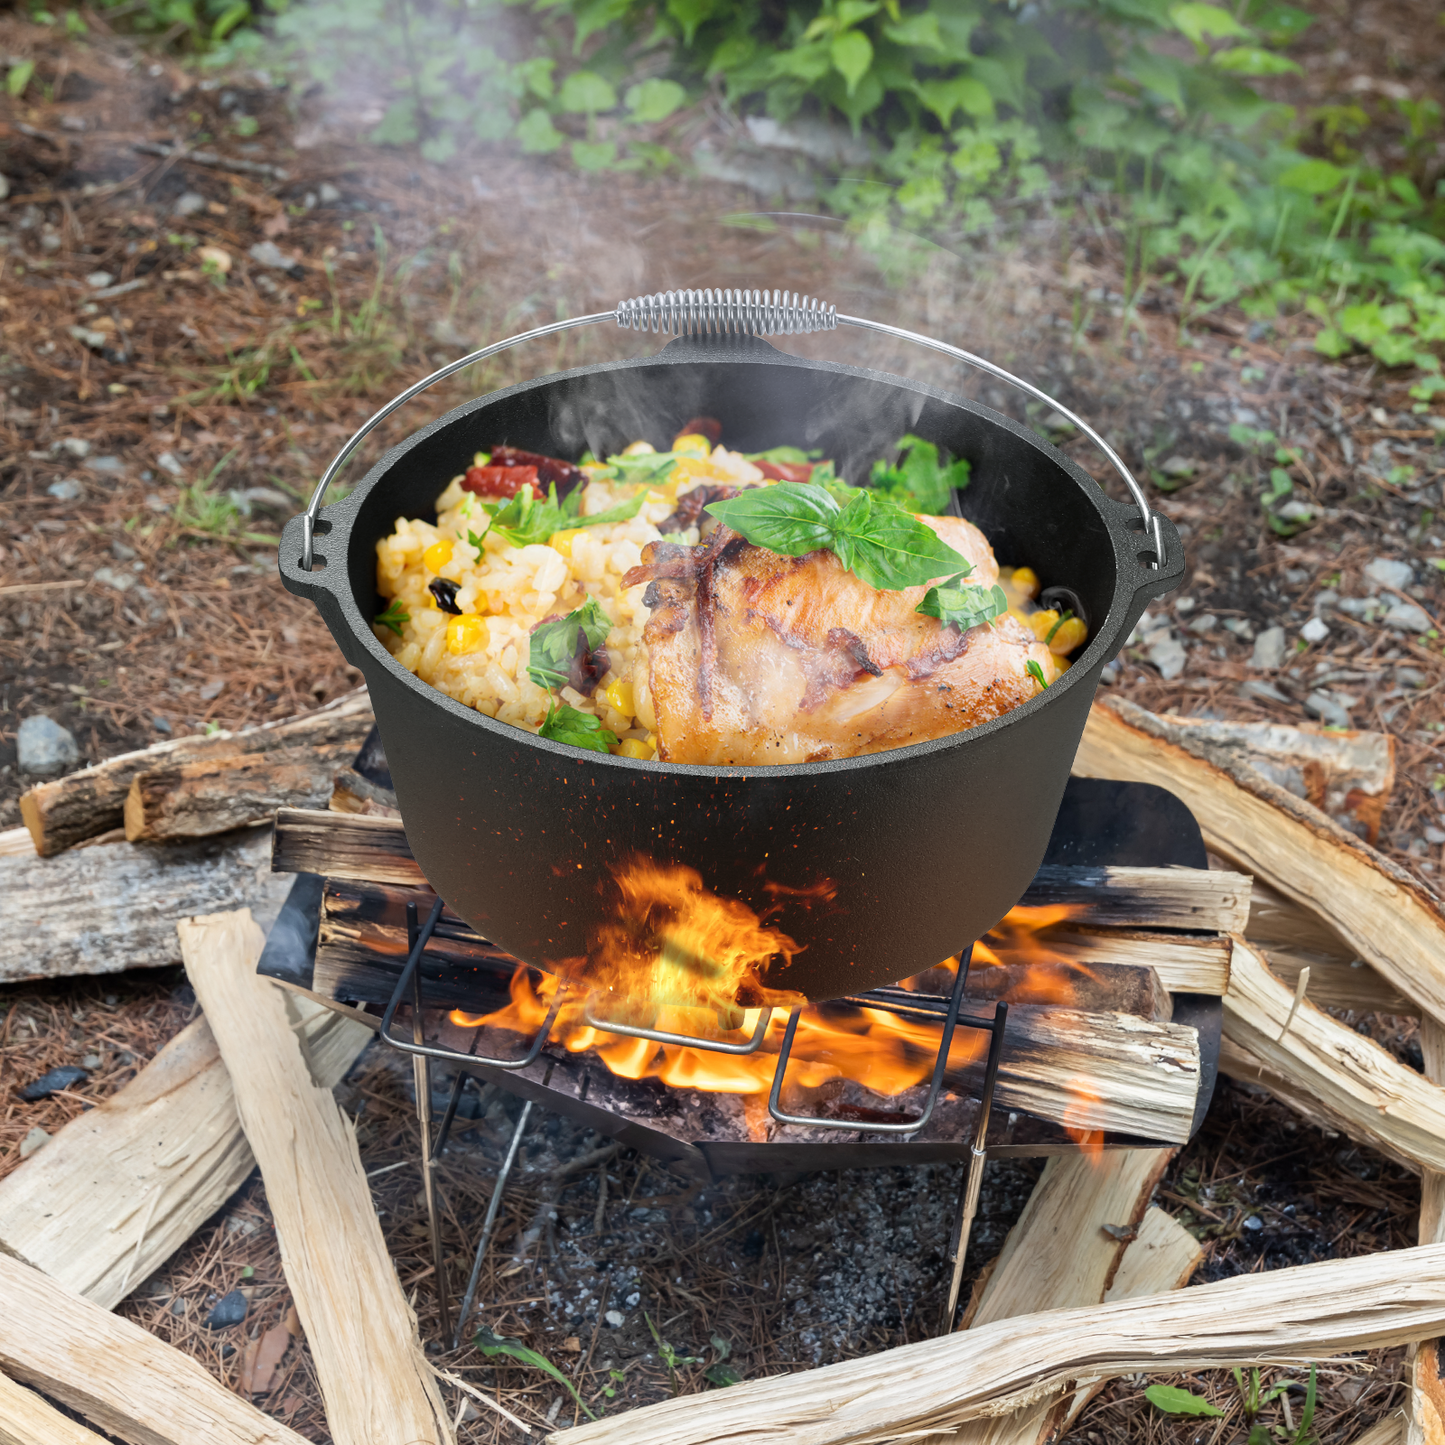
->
<box><xmin>280</xmin><ymin>289</ymin><xmax>1183</xmax><ymax>1002</ymax></box>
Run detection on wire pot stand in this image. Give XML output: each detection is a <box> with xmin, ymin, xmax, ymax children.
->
<box><xmin>379</xmin><ymin>896</ymin><xmax>1008</xmax><ymax>1348</ymax></box>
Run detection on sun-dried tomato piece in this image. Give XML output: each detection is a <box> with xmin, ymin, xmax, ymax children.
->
<box><xmin>462</xmin><ymin>464</ymin><xmax>538</xmax><ymax>499</ymax></box>
<box><xmin>676</xmin><ymin>415</ymin><xmax>723</xmax><ymax>444</ymax></box>
<box><xmin>754</xmin><ymin>459</ymin><xmax>817</xmax><ymax>483</ymax></box>
<box><xmin>487</xmin><ymin>446</ymin><xmax>584</xmax><ymax>492</ymax></box>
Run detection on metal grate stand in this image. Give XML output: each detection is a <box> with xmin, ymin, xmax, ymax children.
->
<box><xmin>378</xmin><ymin>902</ymin><xmax>1009</xmax><ymax>1342</ymax></box>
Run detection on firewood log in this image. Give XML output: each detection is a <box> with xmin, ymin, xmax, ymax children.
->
<box><xmin>0</xmin><ymin>1251</ymin><xmax>311</xmax><ymax>1445</ymax></box>
<box><xmin>1074</xmin><ymin>697</ymin><xmax>1445</xmax><ymax>1029</ymax></box>
<box><xmin>1410</xmin><ymin>1018</ymin><xmax>1445</xmax><ymax>1445</ymax></box>
<box><xmin>547</xmin><ymin>1241</ymin><xmax>1445</xmax><ymax>1445</ymax></box>
<box><xmin>0</xmin><ymin>1367</ymin><xmax>110</xmax><ymax>1445</ymax></box>
<box><xmin>0</xmin><ymin>1002</ymin><xmax>371</xmax><ymax>1309</ymax></box>
<box><xmin>1027</xmin><ymin>924</ymin><xmax>1231</xmax><ymax>996</ymax></box>
<box><xmin>178</xmin><ymin>909</ymin><xmax>452</xmax><ymax>1445</ymax></box>
<box><xmin>18</xmin><ymin>690</ymin><xmax>371</xmax><ymax>856</ymax></box>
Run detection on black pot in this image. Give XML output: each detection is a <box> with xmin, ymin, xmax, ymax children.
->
<box><xmin>280</xmin><ymin>333</ymin><xmax>1183</xmax><ymax>1001</ymax></box>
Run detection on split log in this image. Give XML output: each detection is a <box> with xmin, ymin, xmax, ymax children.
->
<box><xmin>547</xmin><ymin>1241</ymin><xmax>1445</xmax><ymax>1445</ymax></box>
<box><xmin>1028</xmin><ymin>924</ymin><xmax>1231</xmax><ymax>996</ymax></box>
<box><xmin>123</xmin><ymin>743</ymin><xmax>361</xmax><ymax>843</ymax></box>
<box><xmin>272</xmin><ymin>807</ymin><xmax>423</xmax><ymax>885</ymax></box>
<box><xmin>0</xmin><ymin>1251</ymin><xmax>310</xmax><ymax>1445</ymax></box>
<box><xmin>0</xmin><ymin>1367</ymin><xmax>110</xmax><ymax>1445</ymax></box>
<box><xmin>1073</xmin><ymin>697</ymin><xmax>1445</xmax><ymax>1029</ymax></box>
<box><xmin>963</xmin><ymin>959</ymin><xmax>1173</xmax><ymax>1021</ymax></box>
<box><xmin>1409</xmin><ymin>1017</ymin><xmax>1445</xmax><ymax>1445</ymax></box>
<box><xmin>329</xmin><ymin>767</ymin><xmax>400</xmax><ymax>817</ymax></box>
<box><xmin>1264</xmin><ymin>949</ymin><xmax>1413</xmax><ymax>1016</ymax></box>
<box><xmin>0</xmin><ymin>826</ymin><xmax>34</xmax><ymax>858</ymax></box>
<box><xmin>179</xmin><ymin>909</ymin><xmax>452</xmax><ymax>1445</ymax></box>
<box><xmin>923</xmin><ymin>1148</ymin><xmax>1179</xmax><ymax>1445</ymax></box>
<box><xmin>19</xmin><ymin>690</ymin><xmax>372</xmax><ymax>856</ymax></box>
<box><xmin>0</xmin><ymin>1001</ymin><xmax>371</xmax><ymax>1309</ymax></box>
<box><xmin>1244</xmin><ymin>878</ymin><xmax>1355</xmax><ymax>960</ymax></box>
<box><xmin>1221</xmin><ymin>939</ymin><xmax>1445</xmax><ymax>1175</ymax></box>
<box><xmin>1360</xmin><ymin>1421</ymin><xmax>1408</xmax><ymax>1445</ymax></box>
<box><xmin>0</xmin><ymin>826</ymin><xmax>293</xmax><ymax>984</ymax></box>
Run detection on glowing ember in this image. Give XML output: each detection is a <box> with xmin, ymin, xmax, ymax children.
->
<box><xmin>451</xmin><ymin>861</ymin><xmax>1100</xmax><ymax>1105</ymax></box>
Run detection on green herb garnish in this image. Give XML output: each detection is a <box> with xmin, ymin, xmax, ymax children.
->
<box><xmin>1025</xmin><ymin>658</ymin><xmax>1049</xmax><ymax>690</ymax></box>
<box><xmin>1044</xmin><ymin>609</ymin><xmax>1075</xmax><ymax>644</ymax></box>
<box><xmin>537</xmin><ymin>701</ymin><xmax>617</xmax><ymax>754</ymax></box>
<box><xmin>470</xmin><ymin>482</ymin><xmax>645</xmax><ymax>549</ymax></box>
<box><xmin>474</xmin><ymin>1328</ymin><xmax>597</xmax><ymax>1421</ymax></box>
<box><xmin>527</xmin><ymin>598</ymin><xmax>612</xmax><ymax>691</ymax></box>
<box><xmin>870</xmin><ymin>435</ymin><xmax>971</xmax><ymax>516</ymax></box>
<box><xmin>373</xmin><ymin>598</ymin><xmax>410</xmax><ymax>637</ymax></box>
<box><xmin>746</xmin><ymin>446</ymin><xmax>821</xmax><ymax>464</ymax></box>
<box><xmin>704</xmin><ymin>482</ymin><xmax>968</xmax><ymax>592</ymax></box>
<box><xmin>915</xmin><ymin>571</ymin><xmax>1008</xmax><ymax>631</ymax></box>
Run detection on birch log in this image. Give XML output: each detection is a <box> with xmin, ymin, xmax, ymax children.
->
<box><xmin>1409</xmin><ymin>1017</ymin><xmax>1445</xmax><ymax>1445</ymax></box>
<box><xmin>0</xmin><ymin>1367</ymin><xmax>111</xmax><ymax>1445</ymax></box>
<box><xmin>549</xmin><ymin>1242</ymin><xmax>1445</xmax><ymax>1445</ymax></box>
<box><xmin>0</xmin><ymin>1252</ymin><xmax>311</xmax><ymax>1445</ymax></box>
<box><xmin>0</xmin><ymin>1001</ymin><xmax>371</xmax><ymax>1309</ymax></box>
<box><xmin>1073</xmin><ymin>697</ymin><xmax>1445</xmax><ymax>1029</ymax></box>
<box><xmin>20</xmin><ymin>690</ymin><xmax>372</xmax><ymax>856</ymax></box>
<box><xmin>1221</xmin><ymin>939</ymin><xmax>1445</xmax><ymax>1175</ymax></box>
<box><xmin>178</xmin><ymin>909</ymin><xmax>451</xmax><ymax>1445</ymax></box>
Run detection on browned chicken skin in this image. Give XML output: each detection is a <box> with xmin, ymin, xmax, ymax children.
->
<box><xmin>624</xmin><ymin>513</ymin><xmax>1061</xmax><ymax>766</ymax></box>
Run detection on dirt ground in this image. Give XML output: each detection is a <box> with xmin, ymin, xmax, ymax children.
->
<box><xmin>2</xmin><ymin>2</ymin><xmax>1443</xmax><ymax>1442</ymax></box>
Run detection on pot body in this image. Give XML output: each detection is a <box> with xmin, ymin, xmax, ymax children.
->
<box><xmin>281</xmin><ymin>333</ymin><xmax>1183</xmax><ymax>1000</ymax></box>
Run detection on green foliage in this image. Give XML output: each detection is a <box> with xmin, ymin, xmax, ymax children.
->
<box><xmin>474</xmin><ymin>1328</ymin><xmax>598</xmax><ymax>1419</ymax></box>
<box><xmin>1145</xmin><ymin>1384</ymin><xmax>1226</xmax><ymax>1417</ymax></box>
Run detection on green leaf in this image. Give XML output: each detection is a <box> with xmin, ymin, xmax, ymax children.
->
<box><xmin>1211</xmin><ymin>45</ymin><xmax>1301</xmax><ymax>74</ymax></box>
<box><xmin>916</xmin><ymin>574</ymin><xmax>1008</xmax><ymax>631</ymax></box>
<box><xmin>1313</xmin><ymin>326</ymin><xmax>1350</xmax><ymax>357</ymax></box>
<box><xmin>475</xmin><ymin>1329</ymin><xmax>599</xmax><ymax>1418</ymax></box>
<box><xmin>666</xmin><ymin>0</ymin><xmax>717</xmax><ymax>45</ymax></box>
<box><xmin>571</xmin><ymin>139</ymin><xmax>617</xmax><ymax>170</ymax></box>
<box><xmin>6</xmin><ymin>59</ymin><xmax>35</xmax><ymax>98</ymax></box>
<box><xmin>515</xmin><ymin>56</ymin><xmax>555</xmax><ymax>100</ymax></box>
<box><xmin>370</xmin><ymin>100</ymin><xmax>419</xmax><ymax>147</ymax></box>
<box><xmin>917</xmin><ymin>76</ymin><xmax>994</xmax><ymax>126</ymax></box>
<box><xmin>882</xmin><ymin>11</ymin><xmax>944</xmax><ymax>49</ymax></box>
<box><xmin>626</xmin><ymin>77</ymin><xmax>687</xmax><ymax>122</ymax></box>
<box><xmin>705</xmin><ymin>1363</ymin><xmax>742</xmax><ymax>1387</ymax></box>
<box><xmin>1169</xmin><ymin>2</ymin><xmax>1249</xmax><ymax>43</ymax></box>
<box><xmin>558</xmin><ymin>69</ymin><xmax>617</xmax><ymax>114</ymax></box>
<box><xmin>1144</xmin><ymin>1385</ymin><xmax>1226</xmax><ymax>1417</ymax></box>
<box><xmin>374</xmin><ymin>598</ymin><xmax>410</xmax><ymax>638</ymax></box>
<box><xmin>516</xmin><ymin>108</ymin><xmax>565</xmax><ymax>153</ymax></box>
<box><xmin>746</xmin><ymin>446</ymin><xmax>821</xmax><ymax>464</ymax></box>
<box><xmin>528</xmin><ymin>597</ymin><xmax>612</xmax><ymax>690</ymax></box>
<box><xmin>1277</xmin><ymin>158</ymin><xmax>1347</xmax><ymax>193</ymax></box>
<box><xmin>830</xmin><ymin>30</ymin><xmax>873</xmax><ymax>95</ymax></box>
<box><xmin>871</xmin><ymin>434</ymin><xmax>971</xmax><ymax>514</ymax></box>
<box><xmin>536</xmin><ymin>703</ymin><xmax>617</xmax><ymax>755</ymax></box>
<box><xmin>211</xmin><ymin>1</ymin><xmax>251</xmax><ymax>41</ymax></box>
<box><xmin>1025</xmin><ymin>658</ymin><xmax>1049</xmax><ymax>690</ymax></box>
<box><xmin>705</xmin><ymin>482</ymin><xmax>968</xmax><ymax>592</ymax></box>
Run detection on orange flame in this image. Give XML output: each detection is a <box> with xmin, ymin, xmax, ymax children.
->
<box><xmin>449</xmin><ymin>858</ymin><xmax>1103</xmax><ymax>1112</ymax></box>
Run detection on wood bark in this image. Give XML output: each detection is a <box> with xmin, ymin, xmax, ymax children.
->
<box><xmin>19</xmin><ymin>690</ymin><xmax>371</xmax><ymax>856</ymax></box>
<box><xmin>124</xmin><ymin>743</ymin><xmax>361</xmax><ymax>843</ymax></box>
<box><xmin>0</xmin><ymin>1001</ymin><xmax>371</xmax><ymax>1309</ymax></box>
<box><xmin>0</xmin><ymin>1251</ymin><xmax>311</xmax><ymax>1445</ymax></box>
<box><xmin>0</xmin><ymin>826</ymin><xmax>293</xmax><ymax>984</ymax></box>
<box><xmin>178</xmin><ymin>909</ymin><xmax>452</xmax><ymax>1445</ymax></box>
<box><xmin>1073</xmin><ymin>697</ymin><xmax>1445</xmax><ymax>1029</ymax></box>
<box><xmin>1409</xmin><ymin>1017</ymin><xmax>1445</xmax><ymax>1445</ymax></box>
<box><xmin>0</xmin><ymin>1368</ymin><xmax>111</xmax><ymax>1445</ymax></box>
<box><xmin>1221</xmin><ymin>939</ymin><xmax>1445</xmax><ymax>1175</ymax></box>
<box><xmin>329</xmin><ymin>767</ymin><xmax>400</xmax><ymax>818</ymax></box>
<box><xmin>548</xmin><ymin>1241</ymin><xmax>1445</xmax><ymax>1445</ymax></box>
<box><xmin>962</xmin><ymin>959</ymin><xmax>1172</xmax><ymax>1021</ymax></box>
<box><xmin>922</xmin><ymin>1149</ymin><xmax>1180</xmax><ymax>1445</ymax></box>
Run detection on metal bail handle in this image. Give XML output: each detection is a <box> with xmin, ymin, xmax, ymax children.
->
<box><xmin>296</xmin><ymin>286</ymin><xmax>1164</xmax><ymax>572</ymax></box>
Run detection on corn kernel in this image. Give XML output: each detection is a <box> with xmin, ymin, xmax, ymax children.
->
<box><xmin>1028</xmin><ymin>609</ymin><xmax>1060</xmax><ymax>642</ymax></box>
<box><xmin>604</xmin><ymin>678</ymin><xmax>635</xmax><ymax>717</ymax></box>
<box><xmin>423</xmin><ymin>539</ymin><xmax>454</xmax><ymax>573</ymax></box>
<box><xmin>670</xmin><ymin>455</ymin><xmax>729</xmax><ymax>487</ymax></box>
<box><xmin>550</xmin><ymin>528</ymin><xmax>583</xmax><ymax>559</ymax></box>
<box><xmin>1010</xmin><ymin>566</ymin><xmax>1040</xmax><ymax>599</ymax></box>
<box><xmin>621</xmin><ymin>440</ymin><xmax>655</xmax><ymax>457</ymax></box>
<box><xmin>672</xmin><ymin>432</ymin><xmax>711</xmax><ymax>456</ymax></box>
<box><xmin>446</xmin><ymin>615</ymin><xmax>489</xmax><ymax>655</ymax></box>
<box><xmin>616</xmin><ymin>737</ymin><xmax>654</xmax><ymax>760</ymax></box>
<box><xmin>1047</xmin><ymin>616</ymin><xmax>1088</xmax><ymax>656</ymax></box>
<box><xmin>644</xmin><ymin>732</ymin><xmax>658</xmax><ymax>750</ymax></box>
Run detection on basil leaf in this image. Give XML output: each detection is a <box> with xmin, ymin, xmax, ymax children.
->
<box><xmin>916</xmin><ymin>574</ymin><xmax>1008</xmax><ymax>632</ymax></box>
<box><xmin>528</xmin><ymin>598</ymin><xmax>611</xmax><ymax>691</ymax></box>
<box><xmin>575</xmin><ymin>491</ymin><xmax>646</xmax><ymax>529</ymax></box>
<box><xmin>373</xmin><ymin>598</ymin><xmax>410</xmax><ymax>637</ymax></box>
<box><xmin>746</xmin><ymin>445</ymin><xmax>821</xmax><ymax>464</ymax></box>
<box><xmin>485</xmin><ymin>481</ymin><xmax>645</xmax><ymax>547</ymax></box>
<box><xmin>705</xmin><ymin>481</ymin><xmax>967</xmax><ymax>592</ymax></box>
<box><xmin>871</xmin><ymin>434</ymin><xmax>972</xmax><ymax>515</ymax></box>
<box><xmin>1026</xmin><ymin>658</ymin><xmax>1049</xmax><ymax>690</ymax></box>
<box><xmin>537</xmin><ymin>701</ymin><xmax>617</xmax><ymax>754</ymax></box>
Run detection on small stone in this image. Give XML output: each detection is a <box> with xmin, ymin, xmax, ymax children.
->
<box><xmin>81</xmin><ymin>1053</ymin><xmax>101</xmax><ymax>1069</ymax></box>
<box><xmin>1397</xmin><ymin>666</ymin><xmax>1426</xmax><ymax>689</ymax></box>
<box><xmin>1313</xmin><ymin>589</ymin><xmax>1339</xmax><ymax>612</ymax></box>
<box><xmin>144</xmin><ymin>494</ymin><xmax>171</xmax><ymax>513</ymax></box>
<box><xmin>111</xmin><ymin>539</ymin><xmax>137</xmax><ymax>561</ymax></box>
<box><xmin>170</xmin><ymin>1297</ymin><xmax>187</xmax><ymax>1316</ymax></box>
<box><xmin>199</xmin><ymin>678</ymin><xmax>226</xmax><ymax>701</ymax></box>
<box><xmin>47</xmin><ymin>478</ymin><xmax>84</xmax><ymax>501</ymax></box>
<box><xmin>604</xmin><ymin>1309</ymin><xmax>625</xmax><ymax>1327</ymax></box>
<box><xmin>1426</xmin><ymin>826</ymin><xmax>1445</xmax><ymax>846</ymax></box>
<box><xmin>85</xmin><ymin>271</ymin><xmax>115</xmax><ymax>289</ymax></box>
<box><xmin>68</xmin><ymin>326</ymin><xmax>108</xmax><ymax>350</ymax></box>
<box><xmin>319</xmin><ymin>182</ymin><xmax>342</xmax><ymax>204</ymax></box>
<box><xmin>85</xmin><ymin>455</ymin><xmax>126</xmax><ymax>475</ymax></box>
<box><xmin>92</xmin><ymin>566</ymin><xmax>136</xmax><ymax>593</ymax></box>
<box><xmin>173</xmin><ymin>191</ymin><xmax>206</xmax><ymax>217</ymax></box>
<box><xmin>20</xmin><ymin>1065</ymin><xmax>89</xmax><ymax>1100</ymax></box>
<box><xmin>248</xmin><ymin>239</ymin><xmax>299</xmax><ymax>271</ymax></box>
<box><xmin>1242</xmin><ymin>1214</ymin><xmax>1264</xmax><ymax>1231</ymax></box>
<box><xmin>1240</xmin><ymin>679</ymin><xmax>1290</xmax><ymax>704</ymax></box>
<box><xmin>1159</xmin><ymin>455</ymin><xmax>1195</xmax><ymax>478</ymax></box>
<box><xmin>1222</xmin><ymin>617</ymin><xmax>1255</xmax><ymax>640</ymax></box>
<box><xmin>156</xmin><ymin>450</ymin><xmax>185</xmax><ymax>477</ymax></box>
<box><xmin>1187</xmin><ymin>613</ymin><xmax>1217</xmax><ymax>635</ymax></box>
<box><xmin>60</xmin><ymin>437</ymin><xmax>91</xmax><ymax>458</ymax></box>
<box><xmin>1283</xmin><ymin>567</ymin><xmax>1310</xmax><ymax>585</ymax></box>
<box><xmin>17</xmin><ymin>715</ymin><xmax>81</xmax><ymax>779</ymax></box>
<box><xmin>1305</xmin><ymin>691</ymin><xmax>1352</xmax><ymax>729</ymax></box>
<box><xmin>19</xmin><ymin>1127</ymin><xmax>52</xmax><ymax>1160</ymax></box>
<box><xmin>1250</xmin><ymin>626</ymin><xmax>1287</xmax><ymax>671</ymax></box>
<box><xmin>1146</xmin><ymin>634</ymin><xmax>1187</xmax><ymax>680</ymax></box>
<box><xmin>1300</xmin><ymin>617</ymin><xmax>1330</xmax><ymax>644</ymax></box>
<box><xmin>1175</xmin><ymin>596</ymin><xmax>1196</xmax><ymax>615</ymax></box>
<box><xmin>1041</xmin><ymin>411</ymin><xmax>1076</xmax><ymax>434</ymax></box>
<box><xmin>1276</xmin><ymin>500</ymin><xmax>1314</xmax><ymax>522</ymax></box>
<box><xmin>1384</xmin><ymin>601</ymin><xmax>1432</xmax><ymax>633</ymax></box>
<box><xmin>196</xmin><ymin>245</ymin><xmax>232</xmax><ymax>274</ymax></box>
<box><xmin>1365</xmin><ymin>557</ymin><xmax>1415</xmax><ymax>591</ymax></box>
<box><xmin>205</xmin><ymin>1289</ymin><xmax>249</xmax><ymax>1329</ymax></box>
